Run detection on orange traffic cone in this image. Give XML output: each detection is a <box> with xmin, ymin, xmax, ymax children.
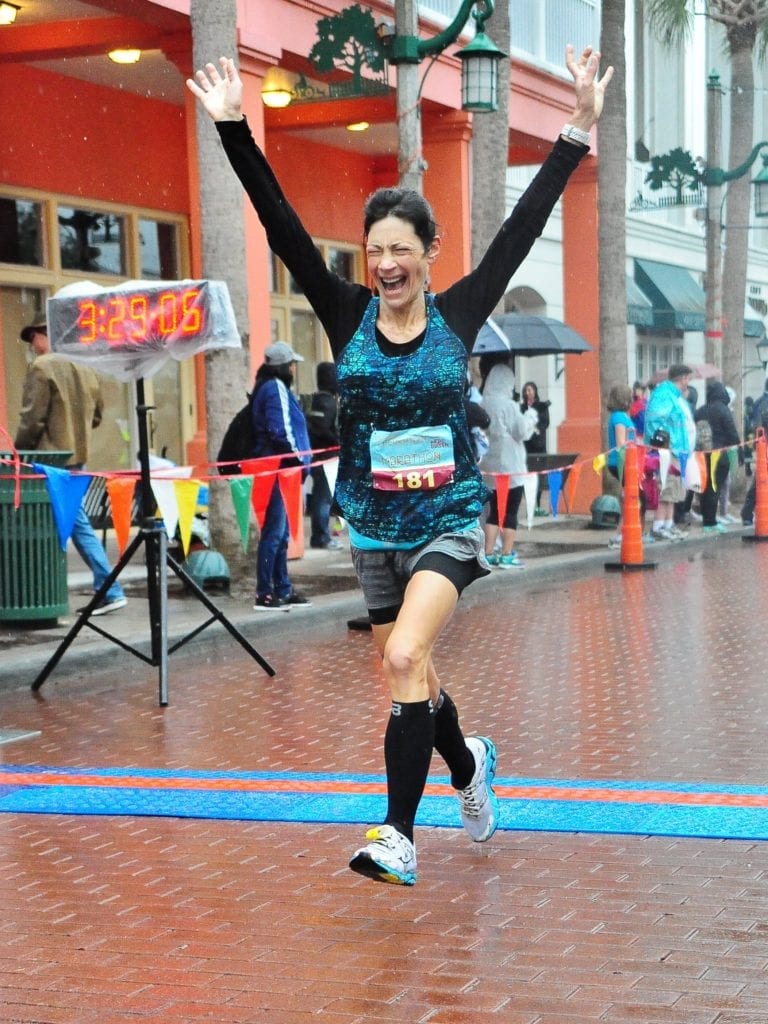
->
<box><xmin>744</xmin><ymin>428</ymin><xmax>768</xmax><ymax>544</ymax></box>
<box><xmin>606</xmin><ymin>440</ymin><xmax>656</xmax><ymax>572</ymax></box>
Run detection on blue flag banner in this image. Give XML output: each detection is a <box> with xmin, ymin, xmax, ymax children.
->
<box><xmin>33</xmin><ymin>463</ymin><xmax>92</xmax><ymax>550</ymax></box>
<box><xmin>548</xmin><ymin>470</ymin><xmax>563</xmax><ymax>518</ymax></box>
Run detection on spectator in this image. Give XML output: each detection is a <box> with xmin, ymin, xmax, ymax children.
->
<box><xmin>305</xmin><ymin>361</ymin><xmax>341</xmax><ymax>550</ymax></box>
<box><xmin>644</xmin><ymin>364</ymin><xmax>696</xmax><ymax>541</ymax></box>
<box><xmin>14</xmin><ymin>322</ymin><xmax>126</xmax><ymax>615</ymax></box>
<box><xmin>250</xmin><ymin>341</ymin><xmax>312</xmax><ymax>610</ymax></box>
<box><xmin>479</xmin><ymin>353</ymin><xmax>537</xmax><ymax>568</ymax></box>
<box><xmin>520</xmin><ymin>380</ymin><xmax>550</xmax><ymax>514</ymax></box>
<box><xmin>605</xmin><ymin>383</ymin><xmax>635</xmax><ymax>548</ymax></box>
<box><xmin>629</xmin><ymin>380</ymin><xmax>648</xmax><ymax>440</ymax></box>
<box><xmin>695</xmin><ymin>380</ymin><xmax>741</xmax><ymax>536</ymax></box>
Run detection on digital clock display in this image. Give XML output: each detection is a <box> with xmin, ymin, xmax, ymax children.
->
<box><xmin>47</xmin><ymin>279</ymin><xmax>240</xmax><ymax>382</ymax></box>
<box><xmin>76</xmin><ymin>286</ymin><xmax>205</xmax><ymax>345</ymax></box>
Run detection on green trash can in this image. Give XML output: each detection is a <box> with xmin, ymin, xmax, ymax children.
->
<box><xmin>0</xmin><ymin>451</ymin><xmax>72</xmax><ymax>623</ymax></box>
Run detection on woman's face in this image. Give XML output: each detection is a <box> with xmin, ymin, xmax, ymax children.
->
<box><xmin>523</xmin><ymin>384</ymin><xmax>535</xmax><ymax>402</ymax></box>
<box><xmin>365</xmin><ymin>216</ymin><xmax>439</xmax><ymax>314</ymax></box>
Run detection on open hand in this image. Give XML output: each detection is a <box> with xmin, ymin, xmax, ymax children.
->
<box><xmin>186</xmin><ymin>56</ymin><xmax>244</xmax><ymax>122</ymax></box>
<box><xmin>565</xmin><ymin>44</ymin><xmax>614</xmax><ymax>130</ymax></box>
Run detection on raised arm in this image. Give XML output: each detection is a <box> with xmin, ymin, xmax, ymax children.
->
<box><xmin>186</xmin><ymin>56</ymin><xmax>244</xmax><ymax>122</ymax></box>
<box><xmin>563</xmin><ymin>44</ymin><xmax>614</xmax><ymax>136</ymax></box>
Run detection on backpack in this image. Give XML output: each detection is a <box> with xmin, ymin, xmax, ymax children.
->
<box><xmin>216</xmin><ymin>397</ymin><xmax>253</xmax><ymax>476</ymax></box>
<box><xmin>695</xmin><ymin>417</ymin><xmax>713</xmax><ymax>452</ymax></box>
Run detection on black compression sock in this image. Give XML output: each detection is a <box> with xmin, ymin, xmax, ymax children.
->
<box><xmin>433</xmin><ymin>689</ymin><xmax>475</xmax><ymax>790</ymax></box>
<box><xmin>383</xmin><ymin>698</ymin><xmax>436</xmax><ymax>843</ymax></box>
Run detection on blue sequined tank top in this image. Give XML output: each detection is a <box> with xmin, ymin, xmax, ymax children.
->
<box><xmin>334</xmin><ymin>294</ymin><xmax>489</xmax><ymax>547</ymax></box>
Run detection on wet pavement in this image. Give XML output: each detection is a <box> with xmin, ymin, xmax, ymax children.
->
<box><xmin>1</xmin><ymin>521</ymin><xmax>768</xmax><ymax>1022</ymax></box>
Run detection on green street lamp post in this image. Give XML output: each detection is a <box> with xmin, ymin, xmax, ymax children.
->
<box><xmin>378</xmin><ymin>0</ymin><xmax>504</xmax><ymax>191</ymax></box>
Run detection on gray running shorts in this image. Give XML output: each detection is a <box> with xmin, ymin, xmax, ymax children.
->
<box><xmin>350</xmin><ymin>523</ymin><xmax>490</xmax><ymax>622</ymax></box>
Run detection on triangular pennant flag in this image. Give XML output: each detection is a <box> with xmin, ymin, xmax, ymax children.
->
<box><xmin>678</xmin><ymin>451</ymin><xmax>688</xmax><ymax>482</ymax></box>
<box><xmin>592</xmin><ymin>452</ymin><xmax>606</xmax><ymax>474</ymax></box>
<box><xmin>229</xmin><ymin>476</ymin><xmax>254</xmax><ymax>552</ymax></box>
<box><xmin>33</xmin><ymin>463</ymin><xmax>92</xmax><ymax>551</ymax></box>
<box><xmin>495</xmin><ymin>474</ymin><xmax>510</xmax><ymax>531</ymax></box>
<box><xmin>658</xmin><ymin>449</ymin><xmax>671</xmax><ymax>489</ymax></box>
<box><xmin>248</xmin><ymin>458</ymin><xmax>280</xmax><ymax>530</ymax></box>
<box><xmin>548</xmin><ymin>470</ymin><xmax>563</xmax><ymax>518</ymax></box>
<box><xmin>709</xmin><ymin>450</ymin><xmax>721</xmax><ymax>491</ymax></box>
<box><xmin>174</xmin><ymin>479</ymin><xmax>201</xmax><ymax>556</ymax></box>
<box><xmin>151</xmin><ymin>479</ymin><xmax>178</xmax><ymax>541</ymax></box>
<box><xmin>565</xmin><ymin>461</ymin><xmax>582</xmax><ymax>512</ymax></box>
<box><xmin>684</xmin><ymin>452</ymin><xmax>702</xmax><ymax>492</ymax></box>
<box><xmin>106</xmin><ymin>476</ymin><xmax>136</xmax><ymax>555</ymax></box>
<box><xmin>321</xmin><ymin>457</ymin><xmax>339</xmax><ymax>494</ymax></box>
<box><xmin>617</xmin><ymin>447</ymin><xmax>625</xmax><ymax>483</ymax></box>
<box><xmin>277</xmin><ymin>466</ymin><xmax>304</xmax><ymax>541</ymax></box>
<box><xmin>695</xmin><ymin>451</ymin><xmax>709</xmax><ymax>492</ymax></box>
<box><xmin>523</xmin><ymin>473</ymin><xmax>538</xmax><ymax>529</ymax></box>
<box><xmin>727</xmin><ymin>448</ymin><xmax>739</xmax><ymax>474</ymax></box>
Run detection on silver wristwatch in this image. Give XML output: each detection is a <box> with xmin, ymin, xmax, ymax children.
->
<box><xmin>560</xmin><ymin>123</ymin><xmax>591</xmax><ymax>146</ymax></box>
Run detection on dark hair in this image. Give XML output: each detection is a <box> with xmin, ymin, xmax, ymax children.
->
<box><xmin>522</xmin><ymin>381</ymin><xmax>539</xmax><ymax>401</ymax></box>
<box><xmin>363</xmin><ymin>187</ymin><xmax>437</xmax><ymax>251</ymax></box>
<box><xmin>668</xmin><ymin>363</ymin><xmax>692</xmax><ymax>381</ymax></box>
<box><xmin>255</xmin><ymin>361</ymin><xmax>294</xmax><ymax>387</ymax></box>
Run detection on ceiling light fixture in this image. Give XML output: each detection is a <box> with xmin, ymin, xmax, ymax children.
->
<box><xmin>0</xmin><ymin>2</ymin><xmax>21</xmax><ymax>25</ymax></box>
<box><xmin>108</xmin><ymin>49</ymin><xmax>142</xmax><ymax>65</ymax></box>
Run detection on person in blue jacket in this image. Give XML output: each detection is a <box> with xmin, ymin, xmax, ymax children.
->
<box><xmin>250</xmin><ymin>340</ymin><xmax>312</xmax><ymax>610</ymax></box>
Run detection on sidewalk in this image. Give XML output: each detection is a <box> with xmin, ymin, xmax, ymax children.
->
<box><xmin>0</xmin><ymin>511</ymin><xmax>752</xmax><ymax>690</ymax></box>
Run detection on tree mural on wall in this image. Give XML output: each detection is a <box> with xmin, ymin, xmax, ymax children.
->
<box><xmin>309</xmin><ymin>4</ymin><xmax>386</xmax><ymax>93</ymax></box>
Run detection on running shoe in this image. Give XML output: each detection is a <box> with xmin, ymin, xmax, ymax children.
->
<box><xmin>253</xmin><ymin>594</ymin><xmax>290</xmax><ymax>612</ymax></box>
<box><xmin>498</xmin><ymin>552</ymin><xmax>525</xmax><ymax>569</ymax></box>
<box><xmin>703</xmin><ymin>523</ymin><xmax>727</xmax><ymax>536</ymax></box>
<box><xmin>349</xmin><ymin>825</ymin><xmax>417</xmax><ymax>885</ymax></box>
<box><xmin>485</xmin><ymin>553</ymin><xmax>500</xmax><ymax>567</ymax></box>
<box><xmin>84</xmin><ymin>595</ymin><xmax>127</xmax><ymax>617</ymax></box>
<box><xmin>283</xmin><ymin>590</ymin><xmax>312</xmax><ymax>607</ymax></box>
<box><xmin>457</xmin><ymin>736</ymin><xmax>500</xmax><ymax>842</ymax></box>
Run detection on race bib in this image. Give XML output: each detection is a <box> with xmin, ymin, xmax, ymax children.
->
<box><xmin>370</xmin><ymin>424</ymin><xmax>455</xmax><ymax>491</ymax></box>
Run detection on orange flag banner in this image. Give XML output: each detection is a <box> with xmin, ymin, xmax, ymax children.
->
<box><xmin>564</xmin><ymin>461</ymin><xmax>581</xmax><ymax>511</ymax></box>
<box><xmin>105</xmin><ymin>476</ymin><xmax>136</xmax><ymax>555</ymax></box>
<box><xmin>495</xmin><ymin>474</ymin><xmax>510</xmax><ymax>529</ymax></box>
<box><xmin>277</xmin><ymin>466</ymin><xmax>304</xmax><ymax>541</ymax></box>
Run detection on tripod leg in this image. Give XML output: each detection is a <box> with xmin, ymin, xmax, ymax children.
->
<box><xmin>31</xmin><ymin>530</ymin><xmax>145</xmax><ymax>692</ymax></box>
<box><xmin>158</xmin><ymin>528</ymin><xmax>169</xmax><ymax>706</ymax></box>
<box><xmin>167</xmin><ymin>553</ymin><xmax>276</xmax><ymax>677</ymax></box>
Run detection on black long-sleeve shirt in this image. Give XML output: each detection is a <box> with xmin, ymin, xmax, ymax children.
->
<box><xmin>215</xmin><ymin>118</ymin><xmax>587</xmax><ymax>356</ymax></box>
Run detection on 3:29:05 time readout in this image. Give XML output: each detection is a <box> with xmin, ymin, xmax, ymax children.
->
<box><xmin>76</xmin><ymin>288</ymin><xmax>205</xmax><ymax>344</ymax></box>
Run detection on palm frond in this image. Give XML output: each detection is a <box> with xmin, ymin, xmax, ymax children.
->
<box><xmin>645</xmin><ymin>0</ymin><xmax>695</xmax><ymax>46</ymax></box>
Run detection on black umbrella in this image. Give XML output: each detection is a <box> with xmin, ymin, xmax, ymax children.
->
<box><xmin>473</xmin><ymin>313</ymin><xmax>593</xmax><ymax>356</ymax></box>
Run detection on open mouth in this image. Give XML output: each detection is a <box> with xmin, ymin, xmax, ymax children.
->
<box><xmin>380</xmin><ymin>275</ymin><xmax>406</xmax><ymax>294</ymax></box>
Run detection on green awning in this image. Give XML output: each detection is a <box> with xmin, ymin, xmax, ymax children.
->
<box><xmin>634</xmin><ymin>258</ymin><xmax>705</xmax><ymax>331</ymax></box>
<box><xmin>744</xmin><ymin>303</ymin><xmax>766</xmax><ymax>339</ymax></box>
<box><xmin>627</xmin><ymin>275</ymin><xmax>654</xmax><ymax>327</ymax></box>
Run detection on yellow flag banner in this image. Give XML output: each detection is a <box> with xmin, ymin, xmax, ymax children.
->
<box><xmin>592</xmin><ymin>452</ymin><xmax>606</xmax><ymax>474</ymax></box>
<box><xmin>174</xmin><ymin>479</ymin><xmax>201</xmax><ymax>556</ymax></box>
<box><xmin>709</xmin><ymin>450</ymin><xmax>722</xmax><ymax>491</ymax></box>
<box><xmin>106</xmin><ymin>476</ymin><xmax>136</xmax><ymax>555</ymax></box>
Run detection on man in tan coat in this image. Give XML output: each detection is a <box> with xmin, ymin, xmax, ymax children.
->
<box><xmin>15</xmin><ymin>323</ymin><xmax>126</xmax><ymax>614</ymax></box>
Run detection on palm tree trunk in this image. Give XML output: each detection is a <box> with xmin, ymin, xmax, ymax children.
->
<box><xmin>598</xmin><ymin>0</ymin><xmax>629</xmax><ymax>435</ymax></box>
<box><xmin>721</xmin><ymin>35</ymin><xmax>754</xmax><ymax>424</ymax></box>
<box><xmin>190</xmin><ymin>0</ymin><xmax>255</xmax><ymax>583</ymax></box>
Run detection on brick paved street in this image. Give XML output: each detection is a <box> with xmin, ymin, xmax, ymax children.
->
<box><xmin>1</xmin><ymin>535</ymin><xmax>768</xmax><ymax>1022</ymax></box>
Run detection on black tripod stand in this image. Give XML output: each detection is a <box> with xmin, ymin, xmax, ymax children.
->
<box><xmin>31</xmin><ymin>379</ymin><xmax>275</xmax><ymax>705</ymax></box>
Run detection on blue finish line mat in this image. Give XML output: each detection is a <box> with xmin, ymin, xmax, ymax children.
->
<box><xmin>1</xmin><ymin>766</ymin><xmax>768</xmax><ymax>841</ymax></box>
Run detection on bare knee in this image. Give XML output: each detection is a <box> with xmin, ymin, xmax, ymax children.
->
<box><xmin>383</xmin><ymin>634</ymin><xmax>427</xmax><ymax>688</ymax></box>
